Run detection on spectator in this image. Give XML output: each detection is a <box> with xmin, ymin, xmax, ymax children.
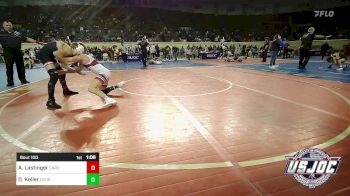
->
<box><xmin>24</xmin><ymin>53</ymin><xmax>35</xmax><ymax>69</ymax></box>
<box><xmin>150</xmin><ymin>44</ymin><xmax>156</xmax><ymax>58</ymax></box>
<box><xmin>173</xmin><ymin>45</ymin><xmax>179</xmax><ymax>61</ymax></box>
<box><xmin>282</xmin><ymin>38</ymin><xmax>290</xmax><ymax>59</ymax></box>
<box><xmin>234</xmin><ymin>45</ymin><xmax>242</xmax><ymax>57</ymax></box>
<box><xmin>29</xmin><ymin>48</ymin><xmax>36</xmax><ymax>62</ymax></box>
<box><xmin>186</xmin><ymin>45</ymin><xmax>192</xmax><ymax>60</ymax></box>
<box><xmin>269</xmin><ymin>34</ymin><xmax>288</xmax><ymax>69</ymax></box>
<box><xmin>320</xmin><ymin>40</ymin><xmax>330</xmax><ymax>60</ymax></box>
<box><xmin>103</xmin><ymin>52</ymin><xmax>109</xmax><ymax>61</ymax></box>
<box><xmin>155</xmin><ymin>44</ymin><xmax>160</xmax><ymax>57</ymax></box>
<box><xmin>180</xmin><ymin>46</ymin><xmax>185</xmax><ymax>59</ymax></box>
<box><xmin>138</xmin><ymin>36</ymin><xmax>149</xmax><ymax>68</ymax></box>
<box><xmin>163</xmin><ymin>45</ymin><xmax>171</xmax><ymax>60</ymax></box>
<box><xmin>120</xmin><ymin>42</ymin><xmax>127</xmax><ymax>62</ymax></box>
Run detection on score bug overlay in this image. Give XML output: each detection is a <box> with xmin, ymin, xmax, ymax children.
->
<box><xmin>16</xmin><ymin>152</ymin><xmax>100</xmax><ymax>186</ymax></box>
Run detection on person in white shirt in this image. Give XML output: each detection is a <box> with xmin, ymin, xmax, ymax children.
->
<box><xmin>120</xmin><ymin>42</ymin><xmax>127</xmax><ymax>62</ymax></box>
<box><xmin>149</xmin><ymin>44</ymin><xmax>156</xmax><ymax>58</ymax></box>
<box><xmin>59</xmin><ymin>43</ymin><xmax>125</xmax><ymax>108</ymax></box>
<box><xmin>29</xmin><ymin>48</ymin><xmax>36</xmax><ymax>60</ymax></box>
<box><xmin>102</xmin><ymin>52</ymin><xmax>109</xmax><ymax>61</ymax></box>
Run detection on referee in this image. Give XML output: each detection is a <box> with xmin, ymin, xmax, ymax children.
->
<box><xmin>298</xmin><ymin>27</ymin><xmax>315</xmax><ymax>70</ymax></box>
<box><xmin>0</xmin><ymin>20</ymin><xmax>42</xmax><ymax>87</ymax></box>
<box><xmin>138</xmin><ymin>36</ymin><xmax>149</xmax><ymax>69</ymax></box>
<box><xmin>298</xmin><ymin>27</ymin><xmax>330</xmax><ymax>70</ymax></box>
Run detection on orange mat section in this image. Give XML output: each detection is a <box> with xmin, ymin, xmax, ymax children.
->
<box><xmin>0</xmin><ymin>65</ymin><xmax>349</xmax><ymax>195</ymax></box>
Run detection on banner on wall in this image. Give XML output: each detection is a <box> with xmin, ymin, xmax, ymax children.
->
<box><xmin>200</xmin><ymin>52</ymin><xmax>220</xmax><ymax>59</ymax></box>
<box><xmin>127</xmin><ymin>55</ymin><xmax>141</xmax><ymax>61</ymax></box>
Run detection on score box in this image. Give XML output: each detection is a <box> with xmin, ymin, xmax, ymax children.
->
<box><xmin>16</xmin><ymin>152</ymin><xmax>99</xmax><ymax>186</ymax></box>
<box><xmin>87</xmin><ymin>161</ymin><xmax>99</xmax><ymax>185</ymax></box>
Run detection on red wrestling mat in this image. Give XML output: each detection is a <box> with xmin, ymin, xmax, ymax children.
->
<box><xmin>0</xmin><ymin>66</ymin><xmax>349</xmax><ymax>195</ymax></box>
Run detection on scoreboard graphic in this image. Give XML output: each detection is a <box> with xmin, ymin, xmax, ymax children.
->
<box><xmin>16</xmin><ymin>153</ymin><xmax>99</xmax><ymax>186</ymax></box>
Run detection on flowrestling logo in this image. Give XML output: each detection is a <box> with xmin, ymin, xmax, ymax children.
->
<box><xmin>314</xmin><ymin>10</ymin><xmax>334</xmax><ymax>17</ymax></box>
<box><xmin>285</xmin><ymin>148</ymin><xmax>341</xmax><ymax>188</ymax></box>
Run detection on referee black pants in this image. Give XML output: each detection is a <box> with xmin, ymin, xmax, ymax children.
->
<box><xmin>299</xmin><ymin>48</ymin><xmax>311</xmax><ymax>69</ymax></box>
<box><xmin>261</xmin><ymin>51</ymin><xmax>267</xmax><ymax>62</ymax></box>
<box><xmin>141</xmin><ymin>53</ymin><xmax>147</xmax><ymax>68</ymax></box>
<box><xmin>3</xmin><ymin>48</ymin><xmax>27</xmax><ymax>84</ymax></box>
<box><xmin>122</xmin><ymin>53</ymin><xmax>127</xmax><ymax>62</ymax></box>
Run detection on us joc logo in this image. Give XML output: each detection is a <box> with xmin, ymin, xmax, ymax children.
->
<box><xmin>285</xmin><ymin>148</ymin><xmax>341</xmax><ymax>188</ymax></box>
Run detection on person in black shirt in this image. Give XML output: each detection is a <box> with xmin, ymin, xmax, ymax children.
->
<box><xmin>138</xmin><ymin>37</ymin><xmax>149</xmax><ymax>69</ymax></box>
<box><xmin>155</xmin><ymin>44</ymin><xmax>160</xmax><ymax>57</ymax></box>
<box><xmin>261</xmin><ymin>37</ymin><xmax>269</xmax><ymax>62</ymax></box>
<box><xmin>37</xmin><ymin>41</ymin><xmax>79</xmax><ymax>109</ymax></box>
<box><xmin>120</xmin><ymin>42</ymin><xmax>127</xmax><ymax>62</ymax></box>
<box><xmin>320</xmin><ymin>41</ymin><xmax>330</xmax><ymax>60</ymax></box>
<box><xmin>282</xmin><ymin>38</ymin><xmax>290</xmax><ymax>59</ymax></box>
<box><xmin>298</xmin><ymin>27</ymin><xmax>316</xmax><ymax>70</ymax></box>
<box><xmin>172</xmin><ymin>45</ymin><xmax>179</xmax><ymax>61</ymax></box>
<box><xmin>0</xmin><ymin>20</ymin><xmax>42</xmax><ymax>87</ymax></box>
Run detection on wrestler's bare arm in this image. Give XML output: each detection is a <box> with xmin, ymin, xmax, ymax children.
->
<box><xmin>60</xmin><ymin>55</ymin><xmax>86</xmax><ymax>75</ymax></box>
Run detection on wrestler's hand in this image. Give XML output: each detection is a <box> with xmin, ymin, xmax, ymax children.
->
<box><xmin>66</xmin><ymin>67</ymin><xmax>76</xmax><ymax>72</ymax></box>
<box><xmin>76</xmin><ymin>71</ymin><xmax>86</xmax><ymax>75</ymax></box>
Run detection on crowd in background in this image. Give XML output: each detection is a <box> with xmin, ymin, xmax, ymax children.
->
<box><xmin>0</xmin><ymin>5</ymin><xmax>348</xmax><ymax>43</ymax></box>
<box><xmin>19</xmin><ymin>41</ymin><xmax>300</xmax><ymax>69</ymax></box>
<box><xmin>0</xmin><ymin>4</ymin><xmax>348</xmax><ymax>70</ymax></box>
